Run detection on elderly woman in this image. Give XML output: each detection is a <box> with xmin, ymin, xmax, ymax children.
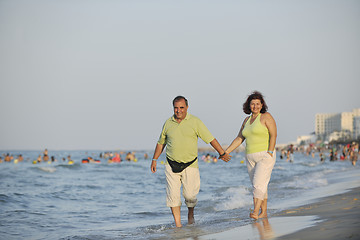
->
<box><xmin>223</xmin><ymin>91</ymin><xmax>277</xmax><ymax>220</ymax></box>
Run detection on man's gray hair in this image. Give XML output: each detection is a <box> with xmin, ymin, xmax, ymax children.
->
<box><xmin>173</xmin><ymin>96</ymin><xmax>188</xmax><ymax>106</ymax></box>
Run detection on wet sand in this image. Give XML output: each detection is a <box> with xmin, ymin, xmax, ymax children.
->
<box><xmin>275</xmin><ymin>187</ymin><xmax>360</xmax><ymax>240</ymax></box>
<box><xmin>199</xmin><ymin>187</ymin><xmax>360</xmax><ymax>240</ymax></box>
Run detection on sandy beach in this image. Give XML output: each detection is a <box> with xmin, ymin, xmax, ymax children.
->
<box><xmin>275</xmin><ymin>187</ymin><xmax>360</xmax><ymax>240</ymax></box>
<box><xmin>199</xmin><ymin>187</ymin><xmax>360</xmax><ymax>240</ymax></box>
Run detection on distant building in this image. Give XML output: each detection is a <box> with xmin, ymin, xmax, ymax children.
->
<box><xmin>296</xmin><ymin>135</ymin><xmax>316</xmax><ymax>145</ymax></box>
<box><xmin>315</xmin><ymin>113</ymin><xmax>341</xmax><ymax>140</ymax></box>
<box><xmin>315</xmin><ymin>108</ymin><xmax>360</xmax><ymax>141</ymax></box>
<box><xmin>341</xmin><ymin>112</ymin><xmax>354</xmax><ymax>133</ymax></box>
<box><xmin>354</xmin><ymin>116</ymin><xmax>360</xmax><ymax>140</ymax></box>
<box><xmin>328</xmin><ymin>130</ymin><xmax>351</xmax><ymax>142</ymax></box>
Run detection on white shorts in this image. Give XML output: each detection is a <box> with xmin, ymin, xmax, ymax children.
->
<box><xmin>246</xmin><ymin>151</ymin><xmax>276</xmax><ymax>200</ymax></box>
<box><xmin>165</xmin><ymin>164</ymin><xmax>200</xmax><ymax>208</ymax></box>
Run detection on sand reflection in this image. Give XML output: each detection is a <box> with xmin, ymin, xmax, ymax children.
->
<box><xmin>252</xmin><ymin>218</ymin><xmax>275</xmax><ymax>240</ymax></box>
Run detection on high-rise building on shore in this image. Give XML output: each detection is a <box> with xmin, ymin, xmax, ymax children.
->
<box><xmin>354</xmin><ymin>116</ymin><xmax>360</xmax><ymax>140</ymax></box>
<box><xmin>315</xmin><ymin>113</ymin><xmax>341</xmax><ymax>137</ymax></box>
<box><xmin>315</xmin><ymin>108</ymin><xmax>360</xmax><ymax>141</ymax></box>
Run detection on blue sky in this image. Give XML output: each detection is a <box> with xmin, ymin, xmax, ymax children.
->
<box><xmin>1</xmin><ymin>0</ymin><xmax>359</xmax><ymax>150</ymax></box>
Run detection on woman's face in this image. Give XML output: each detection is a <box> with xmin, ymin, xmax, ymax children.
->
<box><xmin>250</xmin><ymin>99</ymin><xmax>263</xmax><ymax>114</ymax></box>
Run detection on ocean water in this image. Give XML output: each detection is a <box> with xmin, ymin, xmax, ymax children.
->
<box><xmin>0</xmin><ymin>150</ymin><xmax>359</xmax><ymax>240</ymax></box>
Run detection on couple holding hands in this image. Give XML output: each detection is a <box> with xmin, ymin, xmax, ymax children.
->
<box><xmin>150</xmin><ymin>91</ymin><xmax>277</xmax><ymax>227</ymax></box>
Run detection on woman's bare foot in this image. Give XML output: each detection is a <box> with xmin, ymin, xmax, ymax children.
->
<box><xmin>250</xmin><ymin>211</ymin><xmax>259</xmax><ymax>220</ymax></box>
<box><xmin>258</xmin><ymin>211</ymin><xmax>268</xmax><ymax>219</ymax></box>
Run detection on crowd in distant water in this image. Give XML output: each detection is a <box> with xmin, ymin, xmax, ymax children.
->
<box><xmin>0</xmin><ymin>148</ymin><xmax>148</xmax><ymax>165</ymax></box>
<box><xmin>1</xmin><ymin>141</ymin><xmax>358</xmax><ymax>166</ymax></box>
<box><xmin>0</xmin><ymin>148</ymin><xmax>223</xmax><ymax>166</ymax></box>
<box><xmin>277</xmin><ymin>141</ymin><xmax>359</xmax><ymax>166</ymax></box>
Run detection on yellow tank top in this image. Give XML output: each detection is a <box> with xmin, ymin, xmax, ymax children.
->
<box><xmin>242</xmin><ymin>114</ymin><xmax>269</xmax><ymax>154</ymax></box>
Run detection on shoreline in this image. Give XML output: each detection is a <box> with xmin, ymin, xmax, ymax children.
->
<box><xmin>274</xmin><ymin>186</ymin><xmax>360</xmax><ymax>240</ymax></box>
<box><xmin>198</xmin><ymin>186</ymin><xmax>360</xmax><ymax>240</ymax></box>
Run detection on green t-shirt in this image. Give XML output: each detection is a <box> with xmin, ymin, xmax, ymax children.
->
<box><xmin>158</xmin><ymin>113</ymin><xmax>214</xmax><ymax>168</ymax></box>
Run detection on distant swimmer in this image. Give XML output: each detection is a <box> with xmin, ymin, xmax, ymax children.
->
<box><xmin>4</xmin><ymin>153</ymin><xmax>11</xmax><ymax>162</ymax></box>
<box><xmin>350</xmin><ymin>142</ymin><xmax>359</xmax><ymax>166</ymax></box>
<box><xmin>51</xmin><ymin>156</ymin><xmax>57</xmax><ymax>162</ymax></box>
<box><xmin>320</xmin><ymin>152</ymin><xmax>325</xmax><ymax>162</ymax></box>
<box><xmin>280</xmin><ymin>149</ymin><xmax>286</xmax><ymax>159</ymax></box>
<box><xmin>43</xmin><ymin>149</ymin><xmax>49</xmax><ymax>161</ymax></box>
<box><xmin>125</xmin><ymin>152</ymin><xmax>135</xmax><ymax>161</ymax></box>
<box><xmin>286</xmin><ymin>144</ymin><xmax>294</xmax><ymax>163</ymax></box>
<box><xmin>110</xmin><ymin>153</ymin><xmax>121</xmax><ymax>163</ymax></box>
<box><xmin>82</xmin><ymin>157</ymin><xmax>100</xmax><ymax>163</ymax></box>
<box><xmin>329</xmin><ymin>149</ymin><xmax>335</xmax><ymax>161</ymax></box>
<box><xmin>81</xmin><ymin>159</ymin><xmax>89</xmax><ymax>163</ymax></box>
<box><xmin>66</xmin><ymin>155</ymin><xmax>74</xmax><ymax>164</ymax></box>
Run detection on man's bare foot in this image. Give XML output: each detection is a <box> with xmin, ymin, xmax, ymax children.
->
<box><xmin>188</xmin><ymin>213</ymin><xmax>195</xmax><ymax>225</ymax></box>
<box><xmin>188</xmin><ymin>207</ymin><xmax>195</xmax><ymax>225</ymax></box>
<box><xmin>188</xmin><ymin>217</ymin><xmax>195</xmax><ymax>225</ymax></box>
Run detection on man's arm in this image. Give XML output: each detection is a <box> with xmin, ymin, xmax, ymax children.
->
<box><xmin>210</xmin><ymin>138</ymin><xmax>231</xmax><ymax>162</ymax></box>
<box><xmin>150</xmin><ymin>143</ymin><xmax>166</xmax><ymax>173</ymax></box>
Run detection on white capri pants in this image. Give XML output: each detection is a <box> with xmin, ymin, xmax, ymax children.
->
<box><xmin>246</xmin><ymin>151</ymin><xmax>276</xmax><ymax>200</ymax></box>
<box><xmin>165</xmin><ymin>163</ymin><xmax>200</xmax><ymax>208</ymax></box>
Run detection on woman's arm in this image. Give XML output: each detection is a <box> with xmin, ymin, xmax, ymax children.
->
<box><xmin>225</xmin><ymin>117</ymin><xmax>248</xmax><ymax>154</ymax></box>
<box><xmin>264</xmin><ymin>113</ymin><xmax>277</xmax><ymax>156</ymax></box>
<box><xmin>210</xmin><ymin>138</ymin><xmax>231</xmax><ymax>162</ymax></box>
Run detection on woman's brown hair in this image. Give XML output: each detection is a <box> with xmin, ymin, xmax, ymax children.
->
<box><xmin>243</xmin><ymin>91</ymin><xmax>268</xmax><ymax>114</ymax></box>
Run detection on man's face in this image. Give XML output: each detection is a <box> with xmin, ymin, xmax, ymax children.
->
<box><xmin>173</xmin><ymin>99</ymin><xmax>188</xmax><ymax>121</ymax></box>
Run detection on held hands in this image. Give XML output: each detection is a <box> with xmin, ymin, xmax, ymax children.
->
<box><xmin>219</xmin><ymin>152</ymin><xmax>231</xmax><ymax>162</ymax></box>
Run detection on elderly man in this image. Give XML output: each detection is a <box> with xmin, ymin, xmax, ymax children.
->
<box><xmin>150</xmin><ymin>96</ymin><xmax>230</xmax><ymax>227</ymax></box>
